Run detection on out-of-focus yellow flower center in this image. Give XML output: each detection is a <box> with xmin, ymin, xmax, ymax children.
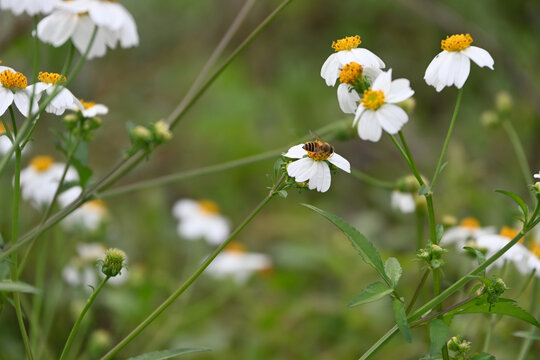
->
<box><xmin>530</xmin><ymin>243</ymin><xmax>540</xmax><ymax>258</ymax></box>
<box><xmin>198</xmin><ymin>199</ymin><xmax>220</xmax><ymax>215</ymax></box>
<box><xmin>0</xmin><ymin>70</ymin><xmax>27</xmax><ymax>89</ymax></box>
<box><xmin>226</xmin><ymin>242</ymin><xmax>247</xmax><ymax>254</ymax></box>
<box><xmin>339</xmin><ymin>62</ymin><xmax>363</xmax><ymax>84</ymax></box>
<box><xmin>0</xmin><ymin>123</ymin><xmax>5</xmax><ymax>134</ymax></box>
<box><xmin>441</xmin><ymin>34</ymin><xmax>473</xmax><ymax>52</ymax></box>
<box><xmin>361</xmin><ymin>89</ymin><xmax>385</xmax><ymax>110</ymax></box>
<box><xmin>85</xmin><ymin>199</ymin><xmax>107</xmax><ymax>213</ymax></box>
<box><xmin>79</xmin><ymin>99</ymin><xmax>96</xmax><ymax>110</ymax></box>
<box><xmin>38</xmin><ymin>71</ymin><xmax>66</xmax><ymax>85</ymax></box>
<box><xmin>332</xmin><ymin>35</ymin><xmax>362</xmax><ymax>52</ymax></box>
<box><xmin>30</xmin><ymin>156</ymin><xmax>54</xmax><ymax>172</ymax></box>
<box><xmin>460</xmin><ymin>217</ymin><xmax>480</xmax><ymax>229</ymax></box>
<box><xmin>499</xmin><ymin>226</ymin><xmax>520</xmax><ymax>240</ymax></box>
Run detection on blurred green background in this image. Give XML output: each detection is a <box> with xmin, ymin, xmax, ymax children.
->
<box><xmin>0</xmin><ymin>0</ymin><xmax>539</xmax><ymax>359</ymax></box>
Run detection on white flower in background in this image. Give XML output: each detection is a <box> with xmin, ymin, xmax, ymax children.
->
<box><xmin>0</xmin><ymin>123</ymin><xmax>31</xmax><ymax>157</ymax></box>
<box><xmin>35</xmin><ymin>72</ymin><xmax>82</xmax><ymax>115</ymax></box>
<box><xmin>0</xmin><ymin>0</ymin><xmax>58</xmax><ymax>16</ymax></box>
<box><xmin>19</xmin><ymin>155</ymin><xmax>78</xmax><ymax>209</ymax></box>
<box><xmin>534</xmin><ymin>171</ymin><xmax>540</xmax><ymax>180</ymax></box>
<box><xmin>206</xmin><ymin>242</ymin><xmax>272</xmax><ymax>284</ymax></box>
<box><xmin>391</xmin><ymin>190</ymin><xmax>415</xmax><ymax>214</ymax></box>
<box><xmin>353</xmin><ymin>70</ymin><xmax>414</xmax><ymax>142</ymax></box>
<box><xmin>37</xmin><ymin>0</ymin><xmax>139</xmax><ymax>60</ymax></box>
<box><xmin>284</xmin><ymin>141</ymin><xmax>350</xmax><ymax>193</ymax></box>
<box><xmin>58</xmin><ymin>186</ymin><xmax>108</xmax><ymax>232</ymax></box>
<box><xmin>336</xmin><ymin>62</ymin><xmax>381</xmax><ymax>114</ymax></box>
<box><xmin>0</xmin><ymin>68</ymin><xmax>46</xmax><ymax>117</ymax></box>
<box><xmin>526</xmin><ymin>239</ymin><xmax>540</xmax><ymax>277</ymax></box>
<box><xmin>424</xmin><ymin>33</ymin><xmax>494</xmax><ymax>92</ymax></box>
<box><xmin>173</xmin><ymin>199</ymin><xmax>231</xmax><ymax>245</ymax></box>
<box><xmin>70</xmin><ymin>99</ymin><xmax>108</xmax><ymax>118</ymax></box>
<box><xmin>440</xmin><ymin>217</ymin><xmax>495</xmax><ymax>250</ymax></box>
<box><xmin>321</xmin><ymin>35</ymin><xmax>385</xmax><ymax>87</ymax></box>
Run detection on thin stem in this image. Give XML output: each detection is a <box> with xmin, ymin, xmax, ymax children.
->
<box><xmin>1</xmin><ymin>117</ymin><xmax>14</xmax><ymax>141</ymax></box>
<box><xmin>502</xmin><ymin>120</ymin><xmax>533</xmax><ymax>198</ymax></box>
<box><xmin>415</xmin><ymin>209</ymin><xmax>425</xmax><ymax>250</ymax></box>
<box><xmin>101</xmin><ymin>176</ymin><xmax>284</xmax><ymax>360</ymax></box>
<box><xmin>59</xmin><ymin>276</ymin><xmax>110</xmax><ymax>360</ymax></box>
<box><xmin>431</xmin><ymin>88</ymin><xmax>463</xmax><ymax>189</ymax></box>
<box><xmin>411</xmin><ymin>295</ymin><xmax>477</xmax><ymax>327</ymax></box>
<box><xmin>29</xmin><ymin>240</ymin><xmax>46</xmax><ymax>353</ymax></box>
<box><xmin>517</xmin><ymin>277</ymin><xmax>538</xmax><ymax>360</ymax></box>
<box><xmin>442</xmin><ymin>344</ymin><xmax>450</xmax><ymax>360</ymax></box>
<box><xmin>358</xmin><ymin>325</ymin><xmax>398</xmax><ymax>360</ymax></box>
<box><xmin>351</xmin><ymin>169</ymin><xmax>395</xmax><ymax>189</ymax></box>
<box><xmin>406</xmin><ymin>269</ymin><xmax>429</xmax><ymax>314</ymax></box>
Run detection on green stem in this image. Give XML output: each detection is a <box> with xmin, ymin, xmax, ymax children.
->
<box><xmin>59</xmin><ymin>276</ymin><xmax>109</xmax><ymax>360</ymax></box>
<box><xmin>442</xmin><ymin>344</ymin><xmax>450</xmax><ymax>360</ymax></box>
<box><xmin>351</xmin><ymin>168</ymin><xmax>395</xmax><ymax>189</ymax></box>
<box><xmin>415</xmin><ymin>209</ymin><xmax>425</xmax><ymax>250</ymax></box>
<box><xmin>502</xmin><ymin>120</ymin><xmax>533</xmax><ymax>195</ymax></box>
<box><xmin>100</xmin><ymin>176</ymin><xmax>284</xmax><ymax>360</ymax></box>
<box><xmin>431</xmin><ymin>88</ymin><xmax>463</xmax><ymax>189</ymax></box>
<box><xmin>406</xmin><ymin>269</ymin><xmax>429</xmax><ymax>314</ymax></box>
<box><xmin>358</xmin><ymin>325</ymin><xmax>399</xmax><ymax>360</ymax></box>
<box><xmin>29</xmin><ymin>240</ymin><xmax>46</xmax><ymax>353</ymax></box>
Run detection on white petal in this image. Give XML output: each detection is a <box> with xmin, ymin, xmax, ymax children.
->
<box><xmin>352</xmin><ymin>105</ymin><xmax>366</xmax><ymax>127</ymax></box>
<box><xmin>72</xmin><ymin>17</ymin><xmax>108</xmax><ymax>59</ymax></box>
<box><xmin>376</xmin><ymin>104</ymin><xmax>408</xmax><ymax>134</ymax></box>
<box><xmin>308</xmin><ymin>161</ymin><xmax>331</xmax><ymax>192</ymax></box>
<box><xmin>0</xmin><ymin>88</ymin><xmax>14</xmax><ymax>116</ymax></box>
<box><xmin>437</xmin><ymin>51</ymin><xmax>461</xmax><ymax>88</ymax></box>
<box><xmin>424</xmin><ymin>51</ymin><xmax>446</xmax><ymax>90</ymax></box>
<box><xmin>453</xmin><ymin>53</ymin><xmax>471</xmax><ymax>89</ymax></box>
<box><xmin>350</xmin><ymin>48</ymin><xmax>386</xmax><ymax>68</ymax></box>
<box><xmin>46</xmin><ymin>87</ymin><xmax>77</xmax><ymax>115</ymax></box>
<box><xmin>462</xmin><ymin>46</ymin><xmax>494</xmax><ymax>70</ymax></box>
<box><xmin>337</xmin><ymin>83</ymin><xmax>359</xmax><ymax>114</ymax></box>
<box><xmin>363</xmin><ymin>67</ymin><xmax>382</xmax><ymax>83</ymax></box>
<box><xmin>386</xmin><ymin>78</ymin><xmax>414</xmax><ymax>103</ymax></box>
<box><xmin>357</xmin><ymin>110</ymin><xmax>382</xmax><ymax>142</ymax></box>
<box><xmin>327</xmin><ymin>153</ymin><xmax>350</xmax><ymax>173</ymax></box>
<box><xmin>320</xmin><ymin>54</ymin><xmax>340</xmax><ymax>87</ymax></box>
<box><xmin>204</xmin><ymin>217</ymin><xmax>231</xmax><ymax>245</ymax></box>
<box><xmin>88</xmin><ymin>2</ymin><xmax>125</xmax><ymax>30</ymax></box>
<box><xmin>37</xmin><ymin>12</ymin><xmax>78</xmax><ymax>47</ymax></box>
<box><xmin>283</xmin><ymin>144</ymin><xmax>307</xmax><ymax>159</ymax></box>
<box><xmin>13</xmin><ymin>91</ymin><xmax>37</xmax><ymax>117</ymax></box>
<box><xmin>287</xmin><ymin>157</ymin><xmax>316</xmax><ymax>182</ymax></box>
<box><xmin>391</xmin><ymin>191</ymin><xmax>415</xmax><ymax>213</ymax></box>
<box><xmin>371</xmin><ymin>69</ymin><xmax>392</xmax><ymax>94</ymax></box>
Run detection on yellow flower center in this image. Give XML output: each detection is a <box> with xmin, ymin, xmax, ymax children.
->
<box><xmin>531</xmin><ymin>243</ymin><xmax>540</xmax><ymax>258</ymax></box>
<box><xmin>198</xmin><ymin>199</ymin><xmax>220</xmax><ymax>215</ymax></box>
<box><xmin>499</xmin><ymin>226</ymin><xmax>520</xmax><ymax>240</ymax></box>
<box><xmin>79</xmin><ymin>99</ymin><xmax>96</xmax><ymax>110</ymax></box>
<box><xmin>332</xmin><ymin>35</ymin><xmax>362</xmax><ymax>52</ymax></box>
<box><xmin>38</xmin><ymin>71</ymin><xmax>66</xmax><ymax>85</ymax></box>
<box><xmin>226</xmin><ymin>242</ymin><xmax>247</xmax><ymax>254</ymax></box>
<box><xmin>0</xmin><ymin>70</ymin><xmax>27</xmax><ymax>89</ymax></box>
<box><xmin>85</xmin><ymin>199</ymin><xmax>107</xmax><ymax>213</ymax></box>
<box><xmin>339</xmin><ymin>62</ymin><xmax>363</xmax><ymax>84</ymax></box>
<box><xmin>0</xmin><ymin>123</ymin><xmax>5</xmax><ymax>134</ymax></box>
<box><xmin>30</xmin><ymin>156</ymin><xmax>54</xmax><ymax>172</ymax></box>
<box><xmin>441</xmin><ymin>34</ymin><xmax>473</xmax><ymax>52</ymax></box>
<box><xmin>361</xmin><ymin>89</ymin><xmax>385</xmax><ymax>110</ymax></box>
<box><xmin>459</xmin><ymin>217</ymin><xmax>480</xmax><ymax>229</ymax></box>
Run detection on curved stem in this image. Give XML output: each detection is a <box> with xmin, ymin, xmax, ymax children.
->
<box><xmin>351</xmin><ymin>168</ymin><xmax>395</xmax><ymax>189</ymax></box>
<box><xmin>59</xmin><ymin>276</ymin><xmax>109</xmax><ymax>360</ymax></box>
<box><xmin>406</xmin><ymin>269</ymin><xmax>429</xmax><ymax>314</ymax></box>
<box><xmin>502</xmin><ymin>120</ymin><xmax>533</xmax><ymax>199</ymax></box>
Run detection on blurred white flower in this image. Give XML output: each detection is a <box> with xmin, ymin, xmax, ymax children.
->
<box><xmin>70</xmin><ymin>99</ymin><xmax>108</xmax><ymax>118</ymax></box>
<box><xmin>0</xmin><ymin>68</ymin><xmax>46</xmax><ymax>117</ymax></box>
<box><xmin>440</xmin><ymin>217</ymin><xmax>495</xmax><ymax>250</ymax></box>
<box><xmin>58</xmin><ymin>186</ymin><xmax>108</xmax><ymax>232</ymax></box>
<box><xmin>336</xmin><ymin>62</ymin><xmax>381</xmax><ymax>114</ymax></box>
<box><xmin>35</xmin><ymin>72</ymin><xmax>82</xmax><ymax>115</ymax></box>
<box><xmin>19</xmin><ymin>155</ymin><xmax>79</xmax><ymax>209</ymax></box>
<box><xmin>284</xmin><ymin>142</ymin><xmax>350</xmax><ymax>193</ymax></box>
<box><xmin>206</xmin><ymin>242</ymin><xmax>272</xmax><ymax>284</ymax></box>
<box><xmin>37</xmin><ymin>0</ymin><xmax>139</xmax><ymax>59</ymax></box>
<box><xmin>424</xmin><ymin>33</ymin><xmax>494</xmax><ymax>92</ymax></box>
<box><xmin>533</xmin><ymin>171</ymin><xmax>540</xmax><ymax>180</ymax></box>
<box><xmin>173</xmin><ymin>199</ymin><xmax>231</xmax><ymax>245</ymax></box>
<box><xmin>353</xmin><ymin>70</ymin><xmax>414</xmax><ymax>142</ymax></box>
<box><xmin>391</xmin><ymin>190</ymin><xmax>415</xmax><ymax>214</ymax></box>
<box><xmin>321</xmin><ymin>35</ymin><xmax>385</xmax><ymax>87</ymax></box>
<box><xmin>0</xmin><ymin>0</ymin><xmax>58</xmax><ymax>16</ymax></box>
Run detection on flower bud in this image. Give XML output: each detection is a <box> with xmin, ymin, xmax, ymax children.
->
<box><xmin>102</xmin><ymin>248</ymin><xmax>126</xmax><ymax>277</ymax></box>
<box><xmin>447</xmin><ymin>335</ymin><xmax>471</xmax><ymax>355</ymax></box>
<box><xmin>495</xmin><ymin>91</ymin><xmax>513</xmax><ymax>113</ymax></box>
<box><xmin>480</xmin><ymin>110</ymin><xmax>499</xmax><ymax>128</ymax></box>
<box><xmin>88</xmin><ymin>329</ymin><xmax>112</xmax><ymax>356</ymax></box>
<box><xmin>441</xmin><ymin>215</ymin><xmax>457</xmax><ymax>227</ymax></box>
<box><xmin>131</xmin><ymin>126</ymin><xmax>152</xmax><ymax>143</ymax></box>
<box><xmin>152</xmin><ymin>120</ymin><xmax>172</xmax><ymax>143</ymax></box>
<box><xmin>397</xmin><ymin>97</ymin><xmax>416</xmax><ymax>114</ymax></box>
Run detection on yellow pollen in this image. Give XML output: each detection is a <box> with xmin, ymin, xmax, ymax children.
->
<box><xmin>198</xmin><ymin>199</ymin><xmax>220</xmax><ymax>215</ymax></box>
<box><xmin>30</xmin><ymin>156</ymin><xmax>54</xmax><ymax>172</ymax></box>
<box><xmin>38</xmin><ymin>71</ymin><xmax>66</xmax><ymax>85</ymax></box>
<box><xmin>459</xmin><ymin>217</ymin><xmax>480</xmax><ymax>229</ymax></box>
<box><xmin>499</xmin><ymin>226</ymin><xmax>520</xmax><ymax>240</ymax></box>
<box><xmin>361</xmin><ymin>88</ymin><xmax>385</xmax><ymax>110</ymax></box>
<box><xmin>339</xmin><ymin>62</ymin><xmax>363</xmax><ymax>84</ymax></box>
<box><xmin>332</xmin><ymin>35</ymin><xmax>362</xmax><ymax>52</ymax></box>
<box><xmin>441</xmin><ymin>33</ymin><xmax>473</xmax><ymax>52</ymax></box>
<box><xmin>0</xmin><ymin>70</ymin><xmax>27</xmax><ymax>89</ymax></box>
<box><xmin>79</xmin><ymin>99</ymin><xmax>96</xmax><ymax>110</ymax></box>
<box><xmin>85</xmin><ymin>199</ymin><xmax>107</xmax><ymax>212</ymax></box>
<box><xmin>226</xmin><ymin>242</ymin><xmax>247</xmax><ymax>254</ymax></box>
<box><xmin>531</xmin><ymin>244</ymin><xmax>540</xmax><ymax>258</ymax></box>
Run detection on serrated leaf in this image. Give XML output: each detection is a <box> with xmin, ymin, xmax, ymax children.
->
<box><xmin>0</xmin><ymin>281</ymin><xmax>41</xmax><ymax>294</ymax></box>
<box><xmin>451</xmin><ymin>300</ymin><xmax>540</xmax><ymax>327</ymax></box>
<box><xmin>495</xmin><ymin>190</ymin><xmax>528</xmax><ymax>221</ymax></box>
<box><xmin>470</xmin><ymin>352</ymin><xmax>495</xmax><ymax>360</ymax></box>
<box><xmin>301</xmin><ymin>204</ymin><xmax>388</xmax><ymax>283</ymax></box>
<box><xmin>419</xmin><ymin>184</ymin><xmax>431</xmax><ymax>196</ymax></box>
<box><xmin>429</xmin><ymin>319</ymin><xmax>448</xmax><ymax>357</ymax></box>
<box><xmin>392</xmin><ymin>297</ymin><xmax>412</xmax><ymax>343</ymax></box>
<box><xmin>127</xmin><ymin>348</ymin><xmax>211</xmax><ymax>360</ymax></box>
<box><xmin>348</xmin><ymin>282</ymin><xmax>393</xmax><ymax>307</ymax></box>
<box><xmin>512</xmin><ymin>331</ymin><xmax>540</xmax><ymax>340</ymax></box>
<box><xmin>384</xmin><ymin>257</ymin><xmax>402</xmax><ymax>288</ymax></box>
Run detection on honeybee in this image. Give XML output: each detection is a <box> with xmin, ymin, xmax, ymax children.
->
<box><xmin>303</xmin><ymin>132</ymin><xmax>334</xmax><ymax>158</ymax></box>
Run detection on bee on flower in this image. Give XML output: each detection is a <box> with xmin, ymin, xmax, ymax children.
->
<box><xmin>58</xmin><ymin>186</ymin><xmax>109</xmax><ymax>232</ymax></box>
<box><xmin>0</xmin><ymin>0</ymin><xmax>58</xmax><ymax>16</ymax></box>
<box><xmin>172</xmin><ymin>199</ymin><xmax>231</xmax><ymax>245</ymax></box>
<box><xmin>424</xmin><ymin>33</ymin><xmax>494</xmax><ymax>92</ymax></box>
<box><xmin>0</xmin><ymin>67</ymin><xmax>46</xmax><ymax>117</ymax></box>
<box><xmin>283</xmin><ymin>138</ymin><xmax>350</xmax><ymax>193</ymax></box>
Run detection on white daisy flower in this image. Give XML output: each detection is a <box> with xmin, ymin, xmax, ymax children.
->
<box><xmin>0</xmin><ymin>123</ymin><xmax>31</xmax><ymax>157</ymax></box>
<box><xmin>353</xmin><ymin>69</ymin><xmax>414</xmax><ymax>142</ymax></box>
<box><xmin>0</xmin><ymin>0</ymin><xmax>58</xmax><ymax>16</ymax></box>
<box><xmin>284</xmin><ymin>141</ymin><xmax>350</xmax><ymax>193</ymax></box>
<box><xmin>336</xmin><ymin>62</ymin><xmax>382</xmax><ymax>114</ymax></box>
<box><xmin>0</xmin><ymin>68</ymin><xmax>47</xmax><ymax>117</ymax></box>
<box><xmin>424</xmin><ymin>33</ymin><xmax>494</xmax><ymax>92</ymax></box>
<box><xmin>206</xmin><ymin>242</ymin><xmax>272</xmax><ymax>284</ymax></box>
<box><xmin>70</xmin><ymin>99</ymin><xmax>108</xmax><ymax>118</ymax></box>
<box><xmin>172</xmin><ymin>199</ymin><xmax>231</xmax><ymax>245</ymax></box>
<box><xmin>533</xmin><ymin>170</ymin><xmax>540</xmax><ymax>180</ymax></box>
<box><xmin>440</xmin><ymin>217</ymin><xmax>496</xmax><ymax>250</ymax></box>
<box><xmin>34</xmin><ymin>72</ymin><xmax>82</xmax><ymax>115</ymax></box>
<box><xmin>391</xmin><ymin>190</ymin><xmax>416</xmax><ymax>214</ymax></box>
<box><xmin>58</xmin><ymin>186</ymin><xmax>108</xmax><ymax>232</ymax></box>
<box><xmin>19</xmin><ymin>155</ymin><xmax>78</xmax><ymax>209</ymax></box>
<box><xmin>321</xmin><ymin>35</ymin><xmax>385</xmax><ymax>87</ymax></box>
<box><xmin>37</xmin><ymin>0</ymin><xmax>139</xmax><ymax>60</ymax></box>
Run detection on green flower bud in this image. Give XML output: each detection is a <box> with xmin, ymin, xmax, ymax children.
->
<box><xmin>397</xmin><ymin>97</ymin><xmax>416</xmax><ymax>114</ymax></box>
<box><xmin>442</xmin><ymin>215</ymin><xmax>457</xmax><ymax>227</ymax></box>
<box><xmin>131</xmin><ymin>126</ymin><xmax>152</xmax><ymax>143</ymax></box>
<box><xmin>153</xmin><ymin>120</ymin><xmax>172</xmax><ymax>143</ymax></box>
<box><xmin>480</xmin><ymin>110</ymin><xmax>499</xmax><ymax>128</ymax></box>
<box><xmin>102</xmin><ymin>248</ymin><xmax>126</xmax><ymax>277</ymax></box>
<box><xmin>495</xmin><ymin>91</ymin><xmax>513</xmax><ymax>113</ymax></box>
<box><xmin>88</xmin><ymin>329</ymin><xmax>112</xmax><ymax>356</ymax></box>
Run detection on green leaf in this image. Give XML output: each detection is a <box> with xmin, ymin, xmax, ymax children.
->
<box><xmin>392</xmin><ymin>297</ymin><xmax>412</xmax><ymax>343</ymax></box>
<box><xmin>384</xmin><ymin>257</ymin><xmax>402</xmax><ymax>288</ymax></box>
<box><xmin>495</xmin><ymin>190</ymin><xmax>528</xmax><ymax>221</ymax></box>
<box><xmin>277</xmin><ymin>190</ymin><xmax>288</xmax><ymax>198</ymax></box>
<box><xmin>463</xmin><ymin>246</ymin><xmax>486</xmax><ymax>265</ymax></box>
<box><xmin>512</xmin><ymin>331</ymin><xmax>540</xmax><ymax>340</ymax></box>
<box><xmin>470</xmin><ymin>352</ymin><xmax>496</xmax><ymax>360</ymax></box>
<box><xmin>451</xmin><ymin>299</ymin><xmax>540</xmax><ymax>327</ymax></box>
<box><xmin>301</xmin><ymin>204</ymin><xmax>388</xmax><ymax>282</ymax></box>
<box><xmin>429</xmin><ymin>319</ymin><xmax>448</xmax><ymax>357</ymax></box>
<box><xmin>436</xmin><ymin>224</ymin><xmax>444</xmax><ymax>243</ymax></box>
<box><xmin>348</xmin><ymin>282</ymin><xmax>393</xmax><ymax>307</ymax></box>
<box><xmin>0</xmin><ymin>281</ymin><xmax>41</xmax><ymax>294</ymax></box>
<box><xmin>419</xmin><ymin>184</ymin><xmax>431</xmax><ymax>196</ymax></box>
<box><xmin>127</xmin><ymin>348</ymin><xmax>211</xmax><ymax>360</ymax></box>
<box><xmin>71</xmin><ymin>143</ymin><xmax>93</xmax><ymax>187</ymax></box>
